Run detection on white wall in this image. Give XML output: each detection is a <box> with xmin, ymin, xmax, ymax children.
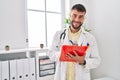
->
<box><xmin>90</xmin><ymin>0</ymin><xmax>120</xmax><ymax>79</ymax></box>
<box><xmin>70</xmin><ymin>0</ymin><xmax>120</xmax><ymax>80</ymax></box>
<box><xmin>0</xmin><ymin>0</ymin><xmax>28</xmax><ymax>50</ymax></box>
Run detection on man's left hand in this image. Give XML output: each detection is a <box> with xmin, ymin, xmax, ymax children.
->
<box><xmin>66</xmin><ymin>51</ymin><xmax>85</xmax><ymax>64</ymax></box>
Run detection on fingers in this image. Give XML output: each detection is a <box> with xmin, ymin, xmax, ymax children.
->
<box><xmin>66</xmin><ymin>53</ymin><xmax>74</xmax><ymax>58</ymax></box>
<box><xmin>66</xmin><ymin>51</ymin><xmax>79</xmax><ymax>60</ymax></box>
<box><xmin>66</xmin><ymin>51</ymin><xmax>85</xmax><ymax>62</ymax></box>
<box><xmin>73</xmin><ymin>51</ymin><xmax>78</xmax><ymax>56</ymax></box>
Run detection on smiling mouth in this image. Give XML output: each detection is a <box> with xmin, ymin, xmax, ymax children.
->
<box><xmin>73</xmin><ymin>22</ymin><xmax>80</xmax><ymax>26</ymax></box>
<box><xmin>73</xmin><ymin>21</ymin><xmax>80</xmax><ymax>24</ymax></box>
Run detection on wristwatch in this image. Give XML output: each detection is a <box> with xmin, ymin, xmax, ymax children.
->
<box><xmin>79</xmin><ymin>60</ymin><xmax>86</xmax><ymax>65</ymax></box>
<box><xmin>83</xmin><ymin>60</ymin><xmax>86</xmax><ymax>65</ymax></box>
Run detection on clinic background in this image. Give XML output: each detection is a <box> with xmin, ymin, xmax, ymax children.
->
<box><xmin>0</xmin><ymin>0</ymin><xmax>120</xmax><ymax>80</ymax></box>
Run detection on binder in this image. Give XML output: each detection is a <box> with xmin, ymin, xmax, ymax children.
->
<box><xmin>23</xmin><ymin>59</ymin><xmax>29</xmax><ymax>80</ymax></box>
<box><xmin>1</xmin><ymin>60</ymin><xmax>9</xmax><ymax>80</ymax></box>
<box><xmin>0</xmin><ymin>61</ymin><xmax>2</xmax><ymax>80</ymax></box>
<box><xmin>60</xmin><ymin>45</ymin><xmax>88</xmax><ymax>62</ymax></box>
<box><xmin>16</xmin><ymin>59</ymin><xmax>24</xmax><ymax>80</ymax></box>
<box><xmin>9</xmin><ymin>60</ymin><xmax>17</xmax><ymax>80</ymax></box>
<box><xmin>29</xmin><ymin>58</ymin><xmax>35</xmax><ymax>80</ymax></box>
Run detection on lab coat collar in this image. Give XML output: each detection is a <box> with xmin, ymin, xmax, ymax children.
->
<box><xmin>63</xmin><ymin>27</ymin><xmax>87</xmax><ymax>46</ymax></box>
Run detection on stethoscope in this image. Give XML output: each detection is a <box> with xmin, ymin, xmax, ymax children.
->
<box><xmin>59</xmin><ymin>28</ymin><xmax>89</xmax><ymax>46</ymax></box>
<box><xmin>55</xmin><ymin>29</ymin><xmax>67</xmax><ymax>49</ymax></box>
<box><xmin>60</xmin><ymin>29</ymin><xmax>66</xmax><ymax>40</ymax></box>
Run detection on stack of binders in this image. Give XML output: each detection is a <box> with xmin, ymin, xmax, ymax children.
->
<box><xmin>0</xmin><ymin>58</ymin><xmax>36</xmax><ymax>80</ymax></box>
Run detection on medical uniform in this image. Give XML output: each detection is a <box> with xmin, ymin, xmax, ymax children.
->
<box><xmin>47</xmin><ymin>27</ymin><xmax>101</xmax><ymax>80</ymax></box>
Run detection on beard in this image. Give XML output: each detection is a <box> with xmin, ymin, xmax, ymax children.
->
<box><xmin>70</xmin><ymin>21</ymin><xmax>83</xmax><ymax>30</ymax></box>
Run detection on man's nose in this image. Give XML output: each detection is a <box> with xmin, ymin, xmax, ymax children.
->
<box><xmin>74</xmin><ymin>16</ymin><xmax>80</xmax><ymax>22</ymax></box>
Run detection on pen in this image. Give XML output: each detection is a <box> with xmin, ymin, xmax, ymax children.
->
<box><xmin>69</xmin><ymin>40</ymin><xmax>74</xmax><ymax>45</ymax></box>
<box><xmin>87</xmin><ymin>42</ymin><xmax>89</xmax><ymax>46</ymax></box>
<box><xmin>81</xmin><ymin>42</ymin><xmax>89</xmax><ymax>46</ymax></box>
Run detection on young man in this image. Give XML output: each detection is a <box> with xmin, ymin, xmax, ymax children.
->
<box><xmin>48</xmin><ymin>4</ymin><xmax>101</xmax><ymax>80</ymax></box>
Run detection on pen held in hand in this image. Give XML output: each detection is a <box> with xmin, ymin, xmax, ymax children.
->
<box><xmin>87</xmin><ymin>42</ymin><xmax>89</xmax><ymax>46</ymax></box>
<box><xmin>69</xmin><ymin>40</ymin><xmax>74</xmax><ymax>45</ymax></box>
<box><xmin>69</xmin><ymin>40</ymin><xmax>78</xmax><ymax>45</ymax></box>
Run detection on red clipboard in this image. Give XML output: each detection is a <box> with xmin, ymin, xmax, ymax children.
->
<box><xmin>59</xmin><ymin>45</ymin><xmax>88</xmax><ymax>62</ymax></box>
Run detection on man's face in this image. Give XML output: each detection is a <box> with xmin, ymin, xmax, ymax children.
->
<box><xmin>70</xmin><ymin>9</ymin><xmax>85</xmax><ymax>30</ymax></box>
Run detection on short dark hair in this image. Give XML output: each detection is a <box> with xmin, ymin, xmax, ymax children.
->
<box><xmin>71</xmin><ymin>4</ymin><xmax>86</xmax><ymax>13</ymax></box>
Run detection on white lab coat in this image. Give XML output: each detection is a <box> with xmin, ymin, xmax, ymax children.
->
<box><xmin>47</xmin><ymin>27</ymin><xmax>101</xmax><ymax>80</ymax></box>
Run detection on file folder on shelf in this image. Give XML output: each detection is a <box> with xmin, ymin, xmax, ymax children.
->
<box><xmin>17</xmin><ymin>59</ymin><xmax>24</xmax><ymax>80</ymax></box>
<box><xmin>29</xmin><ymin>58</ymin><xmax>35</xmax><ymax>80</ymax></box>
<box><xmin>0</xmin><ymin>61</ymin><xmax>2</xmax><ymax>80</ymax></box>
<box><xmin>23</xmin><ymin>59</ymin><xmax>30</xmax><ymax>80</ymax></box>
<box><xmin>60</xmin><ymin>45</ymin><xmax>88</xmax><ymax>62</ymax></box>
<box><xmin>10</xmin><ymin>60</ymin><xmax>17</xmax><ymax>80</ymax></box>
<box><xmin>1</xmin><ymin>61</ymin><xmax>9</xmax><ymax>80</ymax></box>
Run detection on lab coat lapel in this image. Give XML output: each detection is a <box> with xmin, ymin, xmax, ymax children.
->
<box><xmin>59</xmin><ymin>29</ymin><xmax>68</xmax><ymax>80</ymax></box>
<box><xmin>78</xmin><ymin>31</ymin><xmax>86</xmax><ymax>46</ymax></box>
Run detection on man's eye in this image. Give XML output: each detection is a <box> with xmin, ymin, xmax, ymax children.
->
<box><xmin>73</xmin><ymin>14</ymin><xmax>77</xmax><ymax>17</ymax></box>
<box><xmin>79</xmin><ymin>16</ymin><xmax>84</xmax><ymax>19</ymax></box>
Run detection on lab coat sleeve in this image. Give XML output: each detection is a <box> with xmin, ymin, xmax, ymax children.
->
<box><xmin>84</xmin><ymin>34</ymin><xmax>101</xmax><ymax>70</ymax></box>
<box><xmin>47</xmin><ymin>31</ymin><xmax>62</xmax><ymax>62</ymax></box>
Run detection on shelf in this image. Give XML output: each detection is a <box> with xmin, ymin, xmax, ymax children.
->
<box><xmin>0</xmin><ymin>47</ymin><xmax>50</xmax><ymax>80</ymax></box>
<box><xmin>0</xmin><ymin>47</ymin><xmax>49</xmax><ymax>61</ymax></box>
<box><xmin>0</xmin><ymin>47</ymin><xmax>48</xmax><ymax>54</ymax></box>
